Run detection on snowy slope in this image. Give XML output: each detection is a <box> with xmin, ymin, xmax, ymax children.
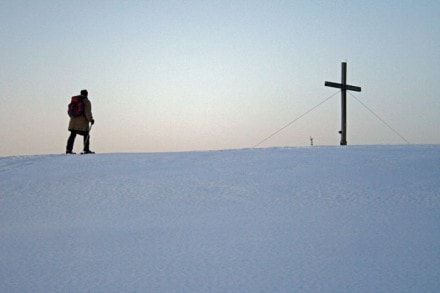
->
<box><xmin>1</xmin><ymin>146</ymin><xmax>440</xmax><ymax>292</ymax></box>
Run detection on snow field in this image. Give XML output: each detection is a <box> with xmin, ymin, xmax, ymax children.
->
<box><xmin>1</xmin><ymin>145</ymin><xmax>440</xmax><ymax>292</ymax></box>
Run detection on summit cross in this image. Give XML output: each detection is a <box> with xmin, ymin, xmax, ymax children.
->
<box><xmin>325</xmin><ymin>62</ymin><xmax>362</xmax><ymax>145</ymax></box>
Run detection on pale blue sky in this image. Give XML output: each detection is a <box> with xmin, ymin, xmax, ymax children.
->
<box><xmin>1</xmin><ymin>0</ymin><xmax>439</xmax><ymax>156</ymax></box>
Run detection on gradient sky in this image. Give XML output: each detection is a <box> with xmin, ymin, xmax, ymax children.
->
<box><xmin>1</xmin><ymin>0</ymin><xmax>439</xmax><ymax>156</ymax></box>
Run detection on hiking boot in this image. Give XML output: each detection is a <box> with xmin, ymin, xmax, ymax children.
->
<box><xmin>66</xmin><ymin>150</ymin><xmax>76</xmax><ymax>154</ymax></box>
<box><xmin>82</xmin><ymin>150</ymin><xmax>95</xmax><ymax>154</ymax></box>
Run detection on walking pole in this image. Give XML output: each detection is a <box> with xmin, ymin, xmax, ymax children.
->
<box><xmin>84</xmin><ymin>123</ymin><xmax>93</xmax><ymax>149</ymax></box>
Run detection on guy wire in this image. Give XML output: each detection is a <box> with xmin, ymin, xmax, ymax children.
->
<box><xmin>253</xmin><ymin>91</ymin><xmax>340</xmax><ymax>148</ymax></box>
<box><xmin>349</xmin><ymin>92</ymin><xmax>410</xmax><ymax>144</ymax></box>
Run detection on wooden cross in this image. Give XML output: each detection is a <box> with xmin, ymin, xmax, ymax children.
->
<box><xmin>325</xmin><ymin>62</ymin><xmax>361</xmax><ymax>145</ymax></box>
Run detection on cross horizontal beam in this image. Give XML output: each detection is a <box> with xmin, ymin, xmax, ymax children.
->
<box><xmin>325</xmin><ymin>81</ymin><xmax>362</xmax><ymax>92</ymax></box>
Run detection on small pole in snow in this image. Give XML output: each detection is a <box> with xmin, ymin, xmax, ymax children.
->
<box><xmin>325</xmin><ymin>62</ymin><xmax>362</xmax><ymax>145</ymax></box>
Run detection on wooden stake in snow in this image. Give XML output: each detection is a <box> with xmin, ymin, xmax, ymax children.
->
<box><xmin>325</xmin><ymin>62</ymin><xmax>362</xmax><ymax>145</ymax></box>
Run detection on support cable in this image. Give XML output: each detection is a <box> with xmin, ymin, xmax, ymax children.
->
<box><xmin>253</xmin><ymin>91</ymin><xmax>340</xmax><ymax>148</ymax></box>
<box><xmin>349</xmin><ymin>92</ymin><xmax>410</xmax><ymax>144</ymax></box>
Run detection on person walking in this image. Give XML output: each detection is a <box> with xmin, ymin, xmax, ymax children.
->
<box><xmin>66</xmin><ymin>89</ymin><xmax>95</xmax><ymax>154</ymax></box>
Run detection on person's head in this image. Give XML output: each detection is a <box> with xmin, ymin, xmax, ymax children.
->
<box><xmin>80</xmin><ymin>89</ymin><xmax>88</xmax><ymax>97</ymax></box>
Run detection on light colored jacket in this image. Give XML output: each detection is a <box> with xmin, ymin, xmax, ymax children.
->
<box><xmin>68</xmin><ymin>97</ymin><xmax>94</xmax><ymax>132</ymax></box>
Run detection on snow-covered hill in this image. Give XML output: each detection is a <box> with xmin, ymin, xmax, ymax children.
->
<box><xmin>1</xmin><ymin>145</ymin><xmax>440</xmax><ymax>292</ymax></box>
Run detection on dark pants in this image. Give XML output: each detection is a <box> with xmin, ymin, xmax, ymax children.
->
<box><xmin>66</xmin><ymin>130</ymin><xmax>90</xmax><ymax>152</ymax></box>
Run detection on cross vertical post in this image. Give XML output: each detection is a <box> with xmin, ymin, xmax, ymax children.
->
<box><xmin>325</xmin><ymin>62</ymin><xmax>361</xmax><ymax>146</ymax></box>
<box><xmin>341</xmin><ymin>62</ymin><xmax>347</xmax><ymax>145</ymax></box>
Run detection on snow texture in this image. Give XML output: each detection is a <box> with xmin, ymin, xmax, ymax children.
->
<box><xmin>1</xmin><ymin>145</ymin><xmax>440</xmax><ymax>292</ymax></box>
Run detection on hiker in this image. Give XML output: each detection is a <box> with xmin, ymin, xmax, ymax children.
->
<box><xmin>66</xmin><ymin>89</ymin><xmax>95</xmax><ymax>154</ymax></box>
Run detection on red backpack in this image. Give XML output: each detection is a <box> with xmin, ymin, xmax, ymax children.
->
<box><xmin>67</xmin><ymin>95</ymin><xmax>85</xmax><ymax>117</ymax></box>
